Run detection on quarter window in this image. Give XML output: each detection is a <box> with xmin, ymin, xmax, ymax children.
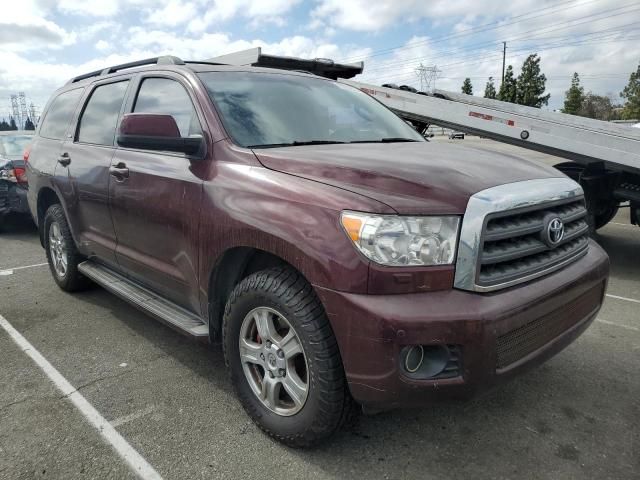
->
<box><xmin>39</xmin><ymin>89</ymin><xmax>83</xmax><ymax>140</ymax></box>
<box><xmin>133</xmin><ymin>78</ymin><xmax>201</xmax><ymax>137</ymax></box>
<box><xmin>77</xmin><ymin>81</ymin><xmax>129</xmax><ymax>146</ymax></box>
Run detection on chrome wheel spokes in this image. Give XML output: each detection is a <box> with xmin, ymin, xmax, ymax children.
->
<box><xmin>239</xmin><ymin>307</ymin><xmax>309</xmax><ymax>416</ymax></box>
<box><xmin>49</xmin><ymin>222</ymin><xmax>68</xmax><ymax>278</ymax></box>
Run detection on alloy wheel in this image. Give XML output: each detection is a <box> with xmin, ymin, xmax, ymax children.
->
<box><xmin>239</xmin><ymin>307</ymin><xmax>309</xmax><ymax>416</ymax></box>
<box><xmin>49</xmin><ymin>221</ymin><xmax>68</xmax><ymax>278</ymax></box>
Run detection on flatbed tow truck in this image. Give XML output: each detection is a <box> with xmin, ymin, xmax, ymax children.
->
<box><xmin>208</xmin><ymin>48</ymin><xmax>640</xmax><ymax>231</ymax></box>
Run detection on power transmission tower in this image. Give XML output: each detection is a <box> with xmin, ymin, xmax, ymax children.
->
<box><xmin>18</xmin><ymin>92</ymin><xmax>28</xmax><ymax>128</ymax></box>
<box><xmin>10</xmin><ymin>95</ymin><xmax>20</xmax><ymax>127</ymax></box>
<box><xmin>29</xmin><ymin>103</ymin><xmax>40</xmax><ymax>125</ymax></box>
<box><xmin>415</xmin><ymin>64</ymin><xmax>442</xmax><ymax>92</ymax></box>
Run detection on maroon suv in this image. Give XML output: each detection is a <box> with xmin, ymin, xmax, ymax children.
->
<box><xmin>27</xmin><ymin>56</ymin><xmax>609</xmax><ymax>447</ymax></box>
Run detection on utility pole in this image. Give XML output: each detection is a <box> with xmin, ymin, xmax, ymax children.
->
<box><xmin>501</xmin><ymin>41</ymin><xmax>507</xmax><ymax>84</ymax></box>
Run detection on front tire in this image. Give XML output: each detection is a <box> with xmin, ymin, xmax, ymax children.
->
<box><xmin>223</xmin><ymin>267</ymin><xmax>353</xmax><ymax>448</ymax></box>
<box><xmin>44</xmin><ymin>204</ymin><xmax>89</xmax><ymax>291</ymax></box>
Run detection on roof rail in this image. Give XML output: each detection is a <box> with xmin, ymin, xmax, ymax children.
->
<box><xmin>66</xmin><ymin>56</ymin><xmax>185</xmax><ymax>84</ymax></box>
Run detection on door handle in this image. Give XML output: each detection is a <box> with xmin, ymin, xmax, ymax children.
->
<box><xmin>109</xmin><ymin>163</ymin><xmax>130</xmax><ymax>180</ymax></box>
<box><xmin>58</xmin><ymin>153</ymin><xmax>71</xmax><ymax>167</ymax></box>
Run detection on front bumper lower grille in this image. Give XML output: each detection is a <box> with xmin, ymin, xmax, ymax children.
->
<box><xmin>496</xmin><ymin>283</ymin><xmax>603</xmax><ymax>369</ymax></box>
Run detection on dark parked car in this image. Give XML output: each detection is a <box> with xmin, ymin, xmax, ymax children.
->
<box><xmin>27</xmin><ymin>56</ymin><xmax>609</xmax><ymax>447</ymax></box>
<box><xmin>0</xmin><ymin>131</ymin><xmax>33</xmax><ymax>229</ymax></box>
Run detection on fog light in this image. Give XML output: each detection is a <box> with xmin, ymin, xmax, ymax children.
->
<box><xmin>401</xmin><ymin>345</ymin><xmax>450</xmax><ymax>379</ymax></box>
<box><xmin>404</xmin><ymin>345</ymin><xmax>424</xmax><ymax>373</ymax></box>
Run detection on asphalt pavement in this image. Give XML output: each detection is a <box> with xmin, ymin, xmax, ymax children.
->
<box><xmin>0</xmin><ymin>139</ymin><xmax>638</xmax><ymax>479</ymax></box>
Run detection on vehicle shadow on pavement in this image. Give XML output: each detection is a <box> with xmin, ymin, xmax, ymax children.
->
<box><xmin>0</xmin><ymin>214</ymin><xmax>37</xmax><ymax>235</ymax></box>
<box><xmin>594</xmin><ymin>227</ymin><xmax>640</xmax><ymax>284</ymax></box>
<box><xmin>72</xmin><ymin>287</ymin><xmax>233</xmax><ymax>397</ymax></box>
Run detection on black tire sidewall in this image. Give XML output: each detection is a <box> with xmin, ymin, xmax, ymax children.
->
<box><xmin>43</xmin><ymin>204</ymin><xmax>84</xmax><ymax>291</ymax></box>
<box><xmin>225</xmin><ymin>289</ymin><xmax>326</xmax><ymax>437</ymax></box>
<box><xmin>223</xmin><ymin>267</ymin><xmax>352</xmax><ymax>447</ymax></box>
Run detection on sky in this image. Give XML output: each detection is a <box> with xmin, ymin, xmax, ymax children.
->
<box><xmin>1</xmin><ymin>0</ymin><xmax>639</xmax><ymax>120</ymax></box>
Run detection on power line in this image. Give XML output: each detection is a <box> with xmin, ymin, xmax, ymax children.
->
<box><xmin>357</xmin><ymin>21</ymin><xmax>640</xmax><ymax>75</ymax></box>
<box><xmin>343</xmin><ymin>0</ymin><xmax>640</xmax><ymax>78</ymax></box>
<box><xmin>369</xmin><ymin>35</ymin><xmax>638</xmax><ymax>85</ymax></box>
<box><xmin>360</xmin><ymin>30</ymin><xmax>639</xmax><ymax>83</ymax></box>
<box><xmin>339</xmin><ymin>0</ymin><xmax>605</xmax><ymax>62</ymax></box>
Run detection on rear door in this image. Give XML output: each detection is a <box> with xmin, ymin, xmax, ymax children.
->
<box><xmin>109</xmin><ymin>73</ymin><xmax>205</xmax><ymax>313</ymax></box>
<box><xmin>56</xmin><ymin>79</ymin><xmax>131</xmax><ymax>267</ymax></box>
<box><xmin>27</xmin><ymin>88</ymin><xmax>84</xmax><ymax>223</ymax></box>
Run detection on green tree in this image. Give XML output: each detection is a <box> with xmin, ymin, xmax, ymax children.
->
<box><xmin>620</xmin><ymin>61</ymin><xmax>640</xmax><ymax>120</ymax></box>
<box><xmin>579</xmin><ymin>93</ymin><xmax>614</xmax><ymax>121</ymax></box>
<box><xmin>24</xmin><ymin>117</ymin><xmax>35</xmax><ymax>130</ymax></box>
<box><xmin>461</xmin><ymin>77</ymin><xmax>473</xmax><ymax>95</ymax></box>
<box><xmin>9</xmin><ymin>117</ymin><xmax>18</xmax><ymax>130</ymax></box>
<box><xmin>516</xmin><ymin>54</ymin><xmax>550</xmax><ymax>107</ymax></box>
<box><xmin>498</xmin><ymin>65</ymin><xmax>517</xmax><ymax>103</ymax></box>
<box><xmin>562</xmin><ymin>72</ymin><xmax>584</xmax><ymax>115</ymax></box>
<box><xmin>0</xmin><ymin>119</ymin><xmax>10</xmax><ymax>131</ymax></box>
<box><xmin>484</xmin><ymin>77</ymin><xmax>497</xmax><ymax>99</ymax></box>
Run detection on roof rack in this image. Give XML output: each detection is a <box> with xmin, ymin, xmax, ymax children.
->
<box><xmin>66</xmin><ymin>56</ymin><xmax>185</xmax><ymax>84</ymax></box>
<box><xmin>206</xmin><ymin>47</ymin><xmax>363</xmax><ymax>80</ymax></box>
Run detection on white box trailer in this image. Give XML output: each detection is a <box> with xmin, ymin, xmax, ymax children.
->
<box><xmin>207</xmin><ymin>48</ymin><xmax>640</xmax><ymax>230</ymax></box>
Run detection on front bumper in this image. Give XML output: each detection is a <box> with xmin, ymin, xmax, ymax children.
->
<box><xmin>316</xmin><ymin>240</ymin><xmax>609</xmax><ymax>409</ymax></box>
<box><xmin>0</xmin><ymin>181</ymin><xmax>29</xmax><ymax>216</ymax></box>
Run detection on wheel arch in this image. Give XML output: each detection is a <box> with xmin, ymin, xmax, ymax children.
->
<box><xmin>36</xmin><ymin>187</ymin><xmax>61</xmax><ymax>247</ymax></box>
<box><xmin>207</xmin><ymin>247</ymin><xmax>299</xmax><ymax>340</ymax></box>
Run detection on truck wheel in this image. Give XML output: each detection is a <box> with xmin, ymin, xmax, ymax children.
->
<box><xmin>592</xmin><ymin>205</ymin><xmax>619</xmax><ymax>230</ymax></box>
<box><xmin>43</xmin><ymin>204</ymin><xmax>89</xmax><ymax>291</ymax></box>
<box><xmin>553</xmin><ymin>161</ymin><xmax>618</xmax><ymax>231</ymax></box>
<box><xmin>223</xmin><ymin>266</ymin><xmax>354</xmax><ymax>448</ymax></box>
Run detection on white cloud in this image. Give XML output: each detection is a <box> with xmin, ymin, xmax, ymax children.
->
<box><xmin>57</xmin><ymin>0</ymin><xmax>159</xmax><ymax>17</ymax></box>
<box><xmin>186</xmin><ymin>0</ymin><xmax>301</xmax><ymax>33</ymax></box>
<box><xmin>311</xmin><ymin>0</ymin><xmax>544</xmax><ymax>32</ymax></box>
<box><xmin>0</xmin><ymin>0</ymin><xmax>636</xmax><ymax>117</ymax></box>
<box><xmin>146</xmin><ymin>0</ymin><xmax>198</xmax><ymax>27</ymax></box>
<box><xmin>0</xmin><ymin>0</ymin><xmax>76</xmax><ymax>52</ymax></box>
<box><xmin>95</xmin><ymin>39</ymin><xmax>111</xmax><ymax>51</ymax></box>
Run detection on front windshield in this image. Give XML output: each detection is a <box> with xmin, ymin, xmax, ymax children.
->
<box><xmin>199</xmin><ymin>71</ymin><xmax>424</xmax><ymax>148</ymax></box>
<box><xmin>0</xmin><ymin>135</ymin><xmax>32</xmax><ymax>157</ymax></box>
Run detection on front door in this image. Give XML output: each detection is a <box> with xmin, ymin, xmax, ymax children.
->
<box><xmin>109</xmin><ymin>74</ymin><xmax>205</xmax><ymax>313</ymax></box>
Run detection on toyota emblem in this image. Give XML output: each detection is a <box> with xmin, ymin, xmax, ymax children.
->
<box><xmin>545</xmin><ymin>217</ymin><xmax>565</xmax><ymax>246</ymax></box>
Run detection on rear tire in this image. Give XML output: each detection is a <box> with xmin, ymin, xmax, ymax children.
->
<box><xmin>43</xmin><ymin>204</ymin><xmax>90</xmax><ymax>292</ymax></box>
<box><xmin>223</xmin><ymin>266</ymin><xmax>354</xmax><ymax>448</ymax></box>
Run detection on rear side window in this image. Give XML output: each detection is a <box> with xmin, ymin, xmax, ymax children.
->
<box><xmin>133</xmin><ymin>78</ymin><xmax>201</xmax><ymax>137</ymax></box>
<box><xmin>77</xmin><ymin>81</ymin><xmax>129</xmax><ymax>146</ymax></box>
<box><xmin>39</xmin><ymin>89</ymin><xmax>83</xmax><ymax>140</ymax></box>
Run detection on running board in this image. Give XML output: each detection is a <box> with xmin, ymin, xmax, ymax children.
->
<box><xmin>78</xmin><ymin>261</ymin><xmax>209</xmax><ymax>338</ymax></box>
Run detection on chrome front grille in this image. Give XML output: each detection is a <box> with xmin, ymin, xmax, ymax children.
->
<box><xmin>478</xmin><ymin>199</ymin><xmax>589</xmax><ymax>288</ymax></box>
<box><xmin>454</xmin><ymin>178</ymin><xmax>589</xmax><ymax>292</ymax></box>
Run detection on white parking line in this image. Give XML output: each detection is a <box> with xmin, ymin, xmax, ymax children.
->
<box><xmin>596</xmin><ymin>318</ymin><xmax>639</xmax><ymax>332</ymax></box>
<box><xmin>0</xmin><ymin>262</ymin><xmax>48</xmax><ymax>276</ymax></box>
<box><xmin>0</xmin><ymin>313</ymin><xmax>164</xmax><ymax>480</ymax></box>
<box><xmin>606</xmin><ymin>294</ymin><xmax>640</xmax><ymax>305</ymax></box>
<box><xmin>609</xmin><ymin>222</ymin><xmax>638</xmax><ymax>229</ymax></box>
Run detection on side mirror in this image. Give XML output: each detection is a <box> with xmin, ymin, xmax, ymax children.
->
<box><xmin>117</xmin><ymin>113</ymin><xmax>203</xmax><ymax>156</ymax></box>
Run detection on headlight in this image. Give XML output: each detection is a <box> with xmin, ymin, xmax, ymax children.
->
<box><xmin>341</xmin><ymin>211</ymin><xmax>460</xmax><ymax>266</ymax></box>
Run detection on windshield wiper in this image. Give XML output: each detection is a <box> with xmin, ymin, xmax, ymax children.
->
<box><xmin>247</xmin><ymin>140</ymin><xmax>346</xmax><ymax>148</ymax></box>
<box><xmin>350</xmin><ymin>137</ymin><xmax>421</xmax><ymax>143</ymax></box>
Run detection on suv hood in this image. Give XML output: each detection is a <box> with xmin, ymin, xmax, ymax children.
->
<box><xmin>253</xmin><ymin>142</ymin><xmax>563</xmax><ymax>214</ymax></box>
